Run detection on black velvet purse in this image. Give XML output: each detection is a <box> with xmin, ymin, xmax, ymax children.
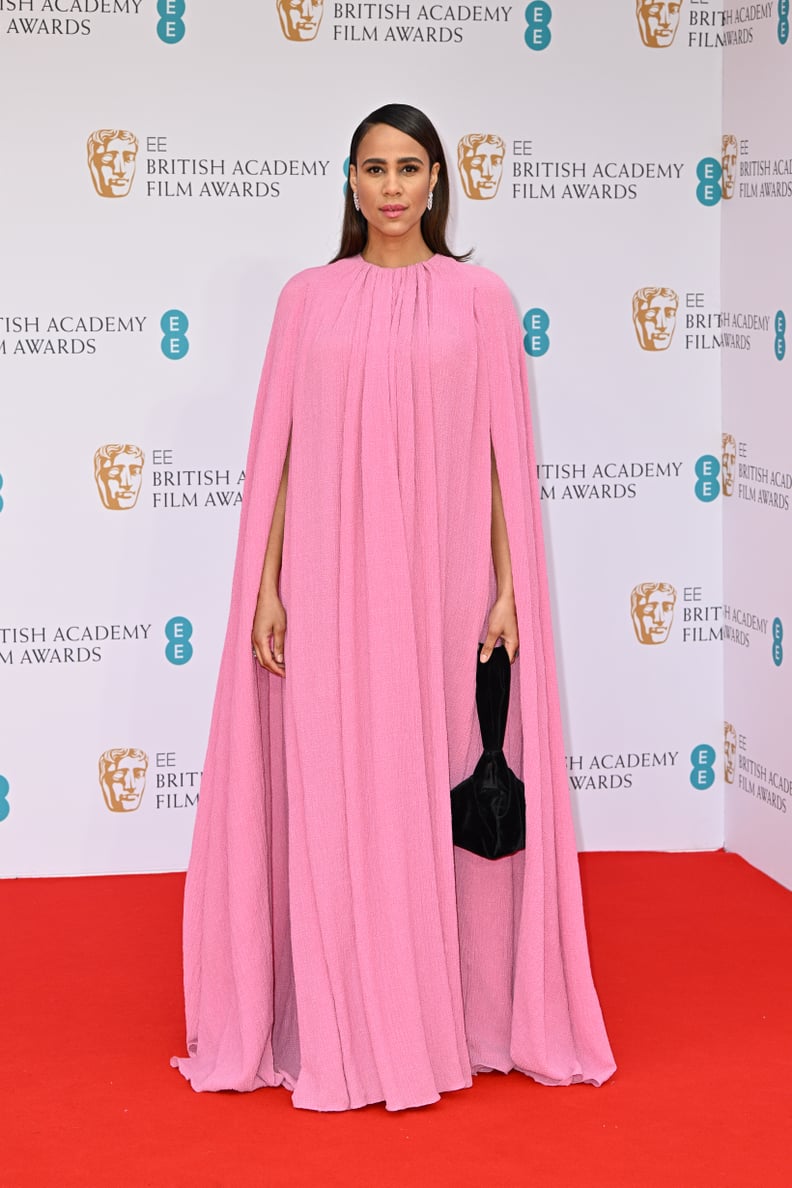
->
<box><xmin>450</xmin><ymin>643</ymin><xmax>526</xmax><ymax>860</ymax></box>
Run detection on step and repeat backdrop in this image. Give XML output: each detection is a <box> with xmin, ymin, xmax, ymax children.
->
<box><xmin>2</xmin><ymin>0</ymin><xmax>771</xmax><ymax>879</ymax></box>
<box><xmin>722</xmin><ymin>18</ymin><xmax>792</xmax><ymax>892</ymax></box>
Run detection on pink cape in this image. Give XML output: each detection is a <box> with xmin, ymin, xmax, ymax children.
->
<box><xmin>172</xmin><ymin>255</ymin><xmax>616</xmax><ymax>1111</ymax></box>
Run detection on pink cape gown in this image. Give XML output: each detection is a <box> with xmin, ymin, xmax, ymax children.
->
<box><xmin>172</xmin><ymin>254</ymin><xmax>616</xmax><ymax>1111</ymax></box>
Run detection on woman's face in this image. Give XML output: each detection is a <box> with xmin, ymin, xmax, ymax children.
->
<box><xmin>350</xmin><ymin>124</ymin><xmax>439</xmax><ymax>249</ymax></box>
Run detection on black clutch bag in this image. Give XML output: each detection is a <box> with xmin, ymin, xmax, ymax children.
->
<box><xmin>450</xmin><ymin>643</ymin><xmax>526</xmax><ymax>860</ymax></box>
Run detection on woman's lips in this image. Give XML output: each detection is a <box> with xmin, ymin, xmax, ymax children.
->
<box><xmin>380</xmin><ymin>205</ymin><xmax>406</xmax><ymax>218</ymax></box>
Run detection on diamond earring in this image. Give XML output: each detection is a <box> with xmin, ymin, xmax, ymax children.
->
<box><xmin>353</xmin><ymin>191</ymin><xmax>360</xmax><ymax>212</ymax></box>
<box><xmin>427</xmin><ymin>190</ymin><xmax>434</xmax><ymax>212</ymax></box>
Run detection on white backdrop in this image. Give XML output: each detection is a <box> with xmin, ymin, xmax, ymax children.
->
<box><xmin>0</xmin><ymin>1</ymin><xmax>749</xmax><ymax>877</ymax></box>
<box><xmin>722</xmin><ymin>14</ymin><xmax>792</xmax><ymax>892</ymax></box>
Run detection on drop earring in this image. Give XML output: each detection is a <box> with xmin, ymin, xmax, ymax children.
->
<box><xmin>427</xmin><ymin>190</ymin><xmax>434</xmax><ymax>211</ymax></box>
<box><xmin>353</xmin><ymin>191</ymin><xmax>360</xmax><ymax>212</ymax></box>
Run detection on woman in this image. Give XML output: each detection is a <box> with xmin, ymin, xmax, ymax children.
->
<box><xmin>172</xmin><ymin>104</ymin><xmax>615</xmax><ymax>1112</ymax></box>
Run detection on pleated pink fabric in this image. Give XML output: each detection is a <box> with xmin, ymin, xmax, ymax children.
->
<box><xmin>171</xmin><ymin>254</ymin><xmax>616</xmax><ymax>1111</ymax></box>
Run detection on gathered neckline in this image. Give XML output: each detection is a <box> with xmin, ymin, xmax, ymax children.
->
<box><xmin>355</xmin><ymin>253</ymin><xmax>441</xmax><ymax>272</ymax></box>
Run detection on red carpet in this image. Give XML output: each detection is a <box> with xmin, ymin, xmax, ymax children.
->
<box><xmin>2</xmin><ymin>852</ymin><xmax>791</xmax><ymax>1188</ymax></box>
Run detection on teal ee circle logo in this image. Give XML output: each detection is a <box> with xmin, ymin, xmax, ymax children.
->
<box><xmin>0</xmin><ymin>472</ymin><xmax>4</xmax><ymax>513</ymax></box>
<box><xmin>690</xmin><ymin>745</ymin><xmax>716</xmax><ymax>790</ymax></box>
<box><xmin>779</xmin><ymin>0</ymin><xmax>789</xmax><ymax>44</ymax></box>
<box><xmin>525</xmin><ymin>2</ymin><xmax>552</xmax><ymax>49</ymax></box>
<box><xmin>0</xmin><ymin>775</ymin><xmax>9</xmax><ymax>823</ymax></box>
<box><xmin>772</xmin><ymin>617</ymin><xmax>783</xmax><ymax>666</ymax></box>
<box><xmin>161</xmin><ymin>310</ymin><xmax>189</xmax><ymax>359</ymax></box>
<box><xmin>157</xmin><ymin>0</ymin><xmax>186</xmax><ymax>43</ymax></box>
<box><xmin>343</xmin><ymin>155</ymin><xmax>350</xmax><ymax>197</ymax></box>
<box><xmin>696</xmin><ymin>158</ymin><xmax>722</xmax><ymax>206</ymax></box>
<box><xmin>774</xmin><ymin>310</ymin><xmax>786</xmax><ymax>361</ymax></box>
<box><xmin>165</xmin><ymin>616</ymin><xmax>193</xmax><ymax>665</ymax></box>
<box><xmin>695</xmin><ymin>455</ymin><xmax>720</xmax><ymax>502</ymax></box>
<box><xmin>523</xmin><ymin>308</ymin><xmax>550</xmax><ymax>356</ymax></box>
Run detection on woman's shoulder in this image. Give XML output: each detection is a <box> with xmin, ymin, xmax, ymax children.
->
<box><xmin>436</xmin><ymin>256</ymin><xmax>514</xmax><ymax>302</ymax></box>
<box><xmin>279</xmin><ymin>258</ymin><xmax>358</xmax><ymax>300</ymax></box>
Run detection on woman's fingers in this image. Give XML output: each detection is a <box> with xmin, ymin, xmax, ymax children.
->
<box><xmin>479</xmin><ymin>627</ymin><xmax>502</xmax><ymax>663</ymax></box>
<box><xmin>252</xmin><ymin>625</ymin><xmax>286</xmax><ymax>677</ymax></box>
<box><xmin>482</xmin><ymin>634</ymin><xmax>520</xmax><ymax>664</ymax></box>
<box><xmin>272</xmin><ymin>622</ymin><xmax>286</xmax><ymax>667</ymax></box>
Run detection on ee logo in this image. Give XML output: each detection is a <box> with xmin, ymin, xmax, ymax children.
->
<box><xmin>0</xmin><ymin>774</ymin><xmax>9</xmax><ymax>823</ymax></box>
<box><xmin>343</xmin><ymin>156</ymin><xmax>350</xmax><ymax>197</ymax></box>
<box><xmin>690</xmin><ymin>745</ymin><xmax>716</xmax><ymax>790</ymax></box>
<box><xmin>523</xmin><ymin>308</ymin><xmax>550</xmax><ymax>356</ymax></box>
<box><xmin>694</xmin><ymin>454</ymin><xmax>720</xmax><ymax>502</ymax></box>
<box><xmin>779</xmin><ymin>0</ymin><xmax>789</xmax><ymax>45</ymax></box>
<box><xmin>772</xmin><ymin>617</ymin><xmax>783</xmax><ymax>667</ymax></box>
<box><xmin>161</xmin><ymin>310</ymin><xmax>189</xmax><ymax>359</ymax></box>
<box><xmin>525</xmin><ymin>2</ymin><xmax>552</xmax><ymax>50</ymax></box>
<box><xmin>696</xmin><ymin>158</ymin><xmax>722</xmax><ymax>206</ymax></box>
<box><xmin>157</xmin><ymin>0</ymin><xmax>186</xmax><ymax>43</ymax></box>
<box><xmin>775</xmin><ymin>310</ymin><xmax>786</xmax><ymax>361</ymax></box>
<box><xmin>0</xmin><ymin>471</ymin><xmax>4</xmax><ymax>513</ymax></box>
<box><xmin>165</xmin><ymin>616</ymin><xmax>194</xmax><ymax>665</ymax></box>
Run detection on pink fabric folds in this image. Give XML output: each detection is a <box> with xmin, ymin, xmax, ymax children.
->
<box><xmin>171</xmin><ymin>254</ymin><xmax>616</xmax><ymax>1111</ymax></box>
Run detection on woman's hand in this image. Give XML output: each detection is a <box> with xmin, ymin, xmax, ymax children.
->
<box><xmin>480</xmin><ymin>592</ymin><xmax>519</xmax><ymax>664</ymax></box>
<box><xmin>252</xmin><ymin>585</ymin><xmax>287</xmax><ymax>677</ymax></box>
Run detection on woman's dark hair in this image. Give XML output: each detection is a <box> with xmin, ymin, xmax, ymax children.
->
<box><xmin>331</xmin><ymin>103</ymin><xmax>471</xmax><ymax>263</ymax></box>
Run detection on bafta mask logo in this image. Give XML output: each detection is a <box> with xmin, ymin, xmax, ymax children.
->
<box><xmin>276</xmin><ymin>0</ymin><xmax>324</xmax><ymax>40</ymax></box>
<box><xmin>636</xmin><ymin>0</ymin><xmax>683</xmax><ymax>47</ymax></box>
<box><xmin>94</xmin><ymin>444</ymin><xmax>145</xmax><ymax>511</ymax></box>
<box><xmin>722</xmin><ymin>433</ymin><xmax>736</xmax><ymax>497</ymax></box>
<box><xmin>631</xmin><ymin>582</ymin><xmax>677</xmax><ymax>645</ymax></box>
<box><xmin>632</xmin><ymin>287</ymin><xmax>679</xmax><ymax>352</ymax></box>
<box><xmin>457</xmin><ymin>134</ymin><xmax>506</xmax><ymax>201</ymax></box>
<box><xmin>721</xmin><ymin>134</ymin><xmax>737</xmax><ymax>200</ymax></box>
<box><xmin>87</xmin><ymin>129</ymin><xmax>139</xmax><ymax>198</ymax></box>
<box><xmin>99</xmin><ymin>748</ymin><xmax>148</xmax><ymax>813</ymax></box>
<box><xmin>724</xmin><ymin>722</ymin><xmax>737</xmax><ymax>785</ymax></box>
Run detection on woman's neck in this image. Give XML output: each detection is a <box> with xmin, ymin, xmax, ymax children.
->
<box><xmin>361</xmin><ymin>230</ymin><xmax>434</xmax><ymax>269</ymax></box>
